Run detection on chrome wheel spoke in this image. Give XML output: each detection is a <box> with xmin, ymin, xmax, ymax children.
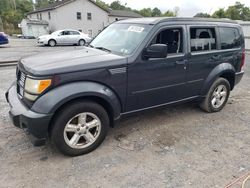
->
<box><xmin>220</xmin><ymin>91</ymin><xmax>227</xmax><ymax>97</ymax></box>
<box><xmin>65</xmin><ymin>124</ymin><xmax>78</xmax><ymax>132</ymax></box>
<box><xmin>83</xmin><ymin>132</ymin><xmax>95</xmax><ymax>143</ymax></box>
<box><xmin>69</xmin><ymin>133</ymin><xmax>81</xmax><ymax>146</ymax></box>
<box><xmin>78</xmin><ymin>113</ymin><xmax>87</xmax><ymax>125</ymax></box>
<box><xmin>211</xmin><ymin>97</ymin><xmax>217</xmax><ymax>106</ymax></box>
<box><xmin>86</xmin><ymin>119</ymin><xmax>99</xmax><ymax>129</ymax></box>
<box><xmin>217</xmin><ymin>85</ymin><xmax>224</xmax><ymax>92</ymax></box>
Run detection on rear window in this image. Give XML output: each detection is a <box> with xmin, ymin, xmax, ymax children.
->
<box><xmin>190</xmin><ymin>27</ymin><xmax>217</xmax><ymax>52</ymax></box>
<box><xmin>219</xmin><ymin>27</ymin><xmax>241</xmax><ymax>49</ymax></box>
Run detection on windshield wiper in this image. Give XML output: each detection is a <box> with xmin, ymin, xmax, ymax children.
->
<box><xmin>94</xmin><ymin>46</ymin><xmax>111</xmax><ymax>52</ymax></box>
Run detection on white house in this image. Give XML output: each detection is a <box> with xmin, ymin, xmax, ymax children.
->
<box><xmin>20</xmin><ymin>18</ymin><xmax>49</xmax><ymax>38</ymax></box>
<box><xmin>25</xmin><ymin>0</ymin><xmax>142</xmax><ymax>37</ymax></box>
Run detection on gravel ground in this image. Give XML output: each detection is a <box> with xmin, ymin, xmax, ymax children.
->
<box><xmin>0</xmin><ymin>54</ymin><xmax>249</xmax><ymax>187</ymax></box>
<box><xmin>0</xmin><ymin>38</ymin><xmax>84</xmax><ymax>62</ymax></box>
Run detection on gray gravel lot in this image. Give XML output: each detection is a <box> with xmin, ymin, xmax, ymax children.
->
<box><xmin>0</xmin><ymin>38</ymin><xmax>84</xmax><ymax>62</ymax></box>
<box><xmin>0</xmin><ymin>42</ymin><xmax>249</xmax><ymax>187</ymax></box>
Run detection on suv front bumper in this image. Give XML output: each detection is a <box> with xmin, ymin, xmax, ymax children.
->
<box><xmin>5</xmin><ymin>84</ymin><xmax>52</xmax><ymax>146</ymax></box>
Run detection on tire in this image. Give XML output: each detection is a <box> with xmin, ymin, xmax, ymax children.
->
<box><xmin>199</xmin><ymin>78</ymin><xmax>230</xmax><ymax>113</ymax></box>
<box><xmin>78</xmin><ymin>39</ymin><xmax>86</xmax><ymax>46</ymax></box>
<box><xmin>51</xmin><ymin>100</ymin><xmax>110</xmax><ymax>156</ymax></box>
<box><xmin>48</xmin><ymin>39</ymin><xmax>56</xmax><ymax>47</ymax></box>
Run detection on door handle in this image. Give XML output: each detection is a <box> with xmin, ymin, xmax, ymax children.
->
<box><xmin>175</xmin><ymin>60</ymin><xmax>185</xmax><ymax>65</ymax></box>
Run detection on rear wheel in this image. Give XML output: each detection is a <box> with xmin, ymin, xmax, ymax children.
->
<box><xmin>78</xmin><ymin>39</ymin><xmax>86</xmax><ymax>46</ymax></box>
<box><xmin>199</xmin><ymin>78</ymin><xmax>230</xmax><ymax>113</ymax></box>
<box><xmin>51</xmin><ymin>101</ymin><xmax>109</xmax><ymax>156</ymax></box>
<box><xmin>48</xmin><ymin>39</ymin><xmax>56</xmax><ymax>47</ymax></box>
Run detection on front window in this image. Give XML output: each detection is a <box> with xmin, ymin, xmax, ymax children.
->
<box><xmin>90</xmin><ymin>23</ymin><xmax>152</xmax><ymax>55</ymax></box>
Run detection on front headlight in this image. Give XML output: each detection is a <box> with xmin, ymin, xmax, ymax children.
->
<box><xmin>24</xmin><ymin>78</ymin><xmax>52</xmax><ymax>101</ymax></box>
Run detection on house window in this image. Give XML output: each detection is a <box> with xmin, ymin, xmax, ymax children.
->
<box><xmin>48</xmin><ymin>12</ymin><xmax>51</xmax><ymax>20</ymax></box>
<box><xmin>77</xmin><ymin>12</ymin><xmax>81</xmax><ymax>20</ymax></box>
<box><xmin>39</xmin><ymin>13</ymin><xmax>42</xmax><ymax>20</ymax></box>
<box><xmin>88</xmin><ymin>30</ymin><xmax>92</xmax><ymax>37</ymax></box>
<box><xmin>37</xmin><ymin>14</ymin><xmax>39</xmax><ymax>19</ymax></box>
<box><xmin>87</xmin><ymin>13</ymin><xmax>92</xmax><ymax>20</ymax></box>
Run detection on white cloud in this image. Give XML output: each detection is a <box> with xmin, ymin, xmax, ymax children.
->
<box><xmin>103</xmin><ymin>0</ymin><xmax>250</xmax><ymax>16</ymax></box>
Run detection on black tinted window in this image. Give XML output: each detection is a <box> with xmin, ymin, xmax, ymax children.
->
<box><xmin>151</xmin><ymin>28</ymin><xmax>183</xmax><ymax>54</ymax></box>
<box><xmin>219</xmin><ymin>27</ymin><xmax>241</xmax><ymax>49</ymax></box>
<box><xmin>70</xmin><ymin>31</ymin><xmax>80</xmax><ymax>35</ymax></box>
<box><xmin>190</xmin><ymin>27</ymin><xmax>217</xmax><ymax>52</ymax></box>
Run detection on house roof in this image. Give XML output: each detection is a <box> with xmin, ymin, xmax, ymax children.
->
<box><xmin>108</xmin><ymin>10</ymin><xmax>142</xmax><ymax>18</ymax></box>
<box><xmin>25</xmin><ymin>18</ymin><xmax>49</xmax><ymax>25</ymax></box>
<box><xmin>27</xmin><ymin>0</ymin><xmax>142</xmax><ymax>18</ymax></box>
<box><xmin>27</xmin><ymin>0</ymin><xmax>110</xmax><ymax>15</ymax></box>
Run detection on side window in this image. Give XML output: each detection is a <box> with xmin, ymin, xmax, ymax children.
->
<box><xmin>70</xmin><ymin>31</ymin><xmax>80</xmax><ymax>35</ymax></box>
<box><xmin>77</xmin><ymin>12</ymin><xmax>81</xmax><ymax>20</ymax></box>
<box><xmin>151</xmin><ymin>28</ymin><xmax>183</xmax><ymax>54</ymax></box>
<box><xmin>190</xmin><ymin>27</ymin><xmax>217</xmax><ymax>52</ymax></box>
<box><xmin>62</xmin><ymin>31</ymin><xmax>70</xmax><ymax>35</ymax></box>
<box><xmin>219</xmin><ymin>27</ymin><xmax>241</xmax><ymax>49</ymax></box>
<box><xmin>87</xmin><ymin>13</ymin><xmax>92</xmax><ymax>20</ymax></box>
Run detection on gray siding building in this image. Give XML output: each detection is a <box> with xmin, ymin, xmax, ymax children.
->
<box><xmin>26</xmin><ymin>0</ymin><xmax>142</xmax><ymax>37</ymax></box>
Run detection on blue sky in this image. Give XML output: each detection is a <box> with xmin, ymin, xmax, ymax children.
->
<box><xmin>103</xmin><ymin>0</ymin><xmax>250</xmax><ymax>16</ymax></box>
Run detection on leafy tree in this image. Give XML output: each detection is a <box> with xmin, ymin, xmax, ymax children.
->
<box><xmin>212</xmin><ymin>8</ymin><xmax>227</xmax><ymax>18</ymax></box>
<box><xmin>95</xmin><ymin>0</ymin><xmax>109</xmax><ymax>11</ymax></box>
<box><xmin>194</xmin><ymin>12</ymin><xmax>211</xmax><ymax>18</ymax></box>
<box><xmin>152</xmin><ymin>7</ymin><xmax>161</xmax><ymax>17</ymax></box>
<box><xmin>110</xmin><ymin>1</ymin><xmax>131</xmax><ymax>11</ymax></box>
<box><xmin>139</xmin><ymin>8</ymin><xmax>152</xmax><ymax>17</ymax></box>
<box><xmin>212</xmin><ymin>2</ymin><xmax>250</xmax><ymax>21</ymax></box>
<box><xmin>162</xmin><ymin>10</ymin><xmax>176</xmax><ymax>17</ymax></box>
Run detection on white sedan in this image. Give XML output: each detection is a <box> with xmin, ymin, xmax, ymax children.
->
<box><xmin>37</xmin><ymin>29</ymin><xmax>92</xmax><ymax>47</ymax></box>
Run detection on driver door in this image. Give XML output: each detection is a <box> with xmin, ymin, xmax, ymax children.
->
<box><xmin>126</xmin><ymin>26</ymin><xmax>188</xmax><ymax>111</ymax></box>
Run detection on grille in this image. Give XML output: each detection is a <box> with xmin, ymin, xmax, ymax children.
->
<box><xmin>17</xmin><ymin>70</ymin><xmax>26</xmax><ymax>97</ymax></box>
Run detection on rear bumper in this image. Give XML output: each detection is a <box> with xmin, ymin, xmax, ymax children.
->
<box><xmin>6</xmin><ymin>84</ymin><xmax>52</xmax><ymax>145</ymax></box>
<box><xmin>235</xmin><ymin>71</ymin><xmax>244</xmax><ymax>86</ymax></box>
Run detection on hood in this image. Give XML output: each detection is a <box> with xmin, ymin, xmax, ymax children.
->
<box><xmin>20</xmin><ymin>47</ymin><xmax>127</xmax><ymax>76</ymax></box>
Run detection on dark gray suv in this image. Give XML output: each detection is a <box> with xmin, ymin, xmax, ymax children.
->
<box><xmin>6</xmin><ymin>18</ymin><xmax>245</xmax><ymax>156</ymax></box>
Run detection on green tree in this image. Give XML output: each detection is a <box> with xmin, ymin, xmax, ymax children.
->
<box><xmin>95</xmin><ymin>0</ymin><xmax>109</xmax><ymax>11</ymax></box>
<box><xmin>0</xmin><ymin>0</ymin><xmax>33</xmax><ymax>33</ymax></box>
<box><xmin>152</xmin><ymin>7</ymin><xmax>161</xmax><ymax>17</ymax></box>
<box><xmin>212</xmin><ymin>8</ymin><xmax>227</xmax><ymax>18</ymax></box>
<box><xmin>139</xmin><ymin>8</ymin><xmax>152</xmax><ymax>17</ymax></box>
<box><xmin>194</xmin><ymin>12</ymin><xmax>211</xmax><ymax>18</ymax></box>
<box><xmin>212</xmin><ymin>2</ymin><xmax>250</xmax><ymax>21</ymax></box>
<box><xmin>110</xmin><ymin>1</ymin><xmax>131</xmax><ymax>11</ymax></box>
<box><xmin>162</xmin><ymin>10</ymin><xmax>176</xmax><ymax>17</ymax></box>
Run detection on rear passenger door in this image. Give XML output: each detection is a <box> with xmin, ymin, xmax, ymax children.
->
<box><xmin>186</xmin><ymin>25</ymin><xmax>220</xmax><ymax>97</ymax></box>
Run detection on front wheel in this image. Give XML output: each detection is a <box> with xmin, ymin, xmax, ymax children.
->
<box><xmin>199</xmin><ymin>78</ymin><xmax>230</xmax><ymax>113</ymax></box>
<box><xmin>48</xmin><ymin>39</ymin><xmax>56</xmax><ymax>47</ymax></box>
<box><xmin>51</xmin><ymin>101</ymin><xmax>109</xmax><ymax>156</ymax></box>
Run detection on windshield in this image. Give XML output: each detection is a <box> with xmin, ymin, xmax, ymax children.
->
<box><xmin>51</xmin><ymin>31</ymin><xmax>61</xmax><ymax>35</ymax></box>
<box><xmin>90</xmin><ymin>23</ymin><xmax>152</xmax><ymax>55</ymax></box>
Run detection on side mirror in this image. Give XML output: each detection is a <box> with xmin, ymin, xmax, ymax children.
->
<box><xmin>143</xmin><ymin>44</ymin><xmax>168</xmax><ymax>59</ymax></box>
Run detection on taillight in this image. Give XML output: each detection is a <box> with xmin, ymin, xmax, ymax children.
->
<box><xmin>241</xmin><ymin>49</ymin><xmax>245</xmax><ymax>70</ymax></box>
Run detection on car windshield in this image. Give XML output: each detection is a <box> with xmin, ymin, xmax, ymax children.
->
<box><xmin>90</xmin><ymin>23</ymin><xmax>152</xmax><ymax>55</ymax></box>
<box><xmin>51</xmin><ymin>31</ymin><xmax>61</xmax><ymax>35</ymax></box>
